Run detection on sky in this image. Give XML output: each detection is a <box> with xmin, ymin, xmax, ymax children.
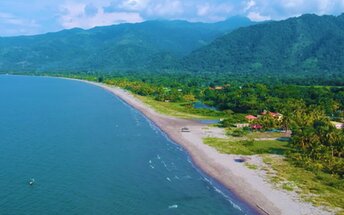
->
<box><xmin>0</xmin><ymin>0</ymin><xmax>343</xmax><ymax>36</ymax></box>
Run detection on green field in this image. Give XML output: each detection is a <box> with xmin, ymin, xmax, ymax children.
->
<box><xmin>136</xmin><ymin>95</ymin><xmax>226</xmax><ymax>120</ymax></box>
<box><xmin>263</xmin><ymin>155</ymin><xmax>344</xmax><ymax>213</ymax></box>
<box><xmin>204</xmin><ymin>138</ymin><xmax>289</xmax><ymax>155</ymax></box>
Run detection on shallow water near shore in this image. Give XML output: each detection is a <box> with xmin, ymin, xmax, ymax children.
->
<box><xmin>0</xmin><ymin>75</ymin><xmax>256</xmax><ymax>214</ymax></box>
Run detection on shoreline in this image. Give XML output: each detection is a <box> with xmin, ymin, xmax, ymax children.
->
<box><xmin>66</xmin><ymin>78</ymin><xmax>330</xmax><ymax>215</ymax></box>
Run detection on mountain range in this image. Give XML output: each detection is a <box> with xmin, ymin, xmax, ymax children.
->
<box><xmin>0</xmin><ymin>14</ymin><xmax>343</xmax><ymax>76</ymax></box>
<box><xmin>0</xmin><ymin>16</ymin><xmax>255</xmax><ymax>73</ymax></box>
<box><xmin>183</xmin><ymin>14</ymin><xmax>344</xmax><ymax>76</ymax></box>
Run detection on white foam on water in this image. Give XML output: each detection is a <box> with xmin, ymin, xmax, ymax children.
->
<box><xmin>115</xmin><ymin>93</ymin><xmax>246</xmax><ymax>214</ymax></box>
<box><xmin>161</xmin><ymin>161</ymin><xmax>167</xmax><ymax>167</ymax></box>
<box><xmin>202</xmin><ymin>177</ymin><xmax>243</xmax><ymax>212</ymax></box>
<box><xmin>150</xmin><ymin>165</ymin><xmax>155</xmax><ymax>169</ymax></box>
<box><xmin>166</xmin><ymin>177</ymin><xmax>171</xmax><ymax>182</ymax></box>
<box><xmin>182</xmin><ymin>175</ymin><xmax>192</xmax><ymax>179</ymax></box>
<box><xmin>168</xmin><ymin>205</ymin><xmax>178</xmax><ymax>209</ymax></box>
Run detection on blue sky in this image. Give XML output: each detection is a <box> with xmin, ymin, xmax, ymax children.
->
<box><xmin>0</xmin><ymin>0</ymin><xmax>343</xmax><ymax>36</ymax></box>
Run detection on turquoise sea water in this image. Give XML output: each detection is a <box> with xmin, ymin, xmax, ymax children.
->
<box><xmin>0</xmin><ymin>75</ymin><xmax>256</xmax><ymax>215</ymax></box>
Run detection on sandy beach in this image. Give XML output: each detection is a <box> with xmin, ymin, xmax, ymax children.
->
<box><xmin>76</xmin><ymin>79</ymin><xmax>331</xmax><ymax>215</ymax></box>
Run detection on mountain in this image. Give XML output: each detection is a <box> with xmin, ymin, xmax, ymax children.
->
<box><xmin>0</xmin><ymin>16</ymin><xmax>255</xmax><ymax>73</ymax></box>
<box><xmin>183</xmin><ymin>14</ymin><xmax>344</xmax><ymax>75</ymax></box>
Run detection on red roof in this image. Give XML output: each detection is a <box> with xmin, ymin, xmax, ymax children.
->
<box><xmin>245</xmin><ymin>115</ymin><xmax>258</xmax><ymax>120</ymax></box>
<box><xmin>251</xmin><ymin>124</ymin><xmax>263</xmax><ymax>129</ymax></box>
<box><xmin>261</xmin><ymin>111</ymin><xmax>281</xmax><ymax>117</ymax></box>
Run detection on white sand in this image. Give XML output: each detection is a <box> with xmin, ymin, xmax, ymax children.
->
<box><xmin>73</xmin><ymin>79</ymin><xmax>332</xmax><ymax>215</ymax></box>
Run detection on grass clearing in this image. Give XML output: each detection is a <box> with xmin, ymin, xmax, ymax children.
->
<box><xmin>136</xmin><ymin>95</ymin><xmax>225</xmax><ymax>119</ymax></box>
<box><xmin>245</xmin><ymin>163</ymin><xmax>258</xmax><ymax>170</ymax></box>
<box><xmin>262</xmin><ymin>155</ymin><xmax>344</xmax><ymax>213</ymax></box>
<box><xmin>204</xmin><ymin>138</ymin><xmax>289</xmax><ymax>155</ymax></box>
<box><xmin>245</xmin><ymin>131</ymin><xmax>287</xmax><ymax>139</ymax></box>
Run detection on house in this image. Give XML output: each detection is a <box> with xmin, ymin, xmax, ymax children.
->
<box><xmin>245</xmin><ymin>115</ymin><xmax>258</xmax><ymax>121</ymax></box>
<box><xmin>331</xmin><ymin>122</ymin><xmax>344</xmax><ymax>129</ymax></box>
<box><xmin>261</xmin><ymin>110</ymin><xmax>283</xmax><ymax>121</ymax></box>
<box><xmin>234</xmin><ymin>123</ymin><xmax>250</xmax><ymax>128</ymax></box>
<box><xmin>251</xmin><ymin>124</ymin><xmax>263</xmax><ymax>130</ymax></box>
<box><xmin>210</xmin><ymin>86</ymin><xmax>224</xmax><ymax>90</ymax></box>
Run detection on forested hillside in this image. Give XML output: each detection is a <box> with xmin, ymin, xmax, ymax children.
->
<box><xmin>0</xmin><ymin>16</ymin><xmax>254</xmax><ymax>73</ymax></box>
<box><xmin>183</xmin><ymin>14</ymin><xmax>344</xmax><ymax>76</ymax></box>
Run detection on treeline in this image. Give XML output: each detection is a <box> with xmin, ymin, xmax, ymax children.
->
<box><xmin>289</xmin><ymin>104</ymin><xmax>344</xmax><ymax>177</ymax></box>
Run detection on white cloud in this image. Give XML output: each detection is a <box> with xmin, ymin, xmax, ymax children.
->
<box><xmin>195</xmin><ymin>2</ymin><xmax>233</xmax><ymax>22</ymax></box>
<box><xmin>120</xmin><ymin>0</ymin><xmax>150</xmax><ymax>11</ymax></box>
<box><xmin>59</xmin><ymin>0</ymin><xmax>344</xmax><ymax>29</ymax></box>
<box><xmin>1</xmin><ymin>0</ymin><xmax>344</xmax><ymax>36</ymax></box>
<box><xmin>59</xmin><ymin>2</ymin><xmax>143</xmax><ymax>29</ymax></box>
<box><xmin>0</xmin><ymin>12</ymin><xmax>40</xmax><ymax>36</ymax></box>
<box><xmin>146</xmin><ymin>1</ymin><xmax>184</xmax><ymax>17</ymax></box>
<box><xmin>0</xmin><ymin>12</ymin><xmax>39</xmax><ymax>27</ymax></box>
<box><xmin>245</xmin><ymin>0</ymin><xmax>344</xmax><ymax>20</ymax></box>
<box><xmin>244</xmin><ymin>0</ymin><xmax>256</xmax><ymax>12</ymax></box>
<box><xmin>247</xmin><ymin>11</ymin><xmax>271</xmax><ymax>21</ymax></box>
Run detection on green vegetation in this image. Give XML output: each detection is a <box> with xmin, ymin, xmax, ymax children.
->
<box><xmin>0</xmin><ymin>17</ymin><xmax>254</xmax><ymax>73</ymax></box>
<box><xmin>204</xmin><ymin>138</ymin><xmax>289</xmax><ymax>155</ymax></box>
<box><xmin>244</xmin><ymin>163</ymin><xmax>258</xmax><ymax>170</ymax></box>
<box><xmin>262</xmin><ymin>156</ymin><xmax>344</xmax><ymax>212</ymax></box>
<box><xmin>245</xmin><ymin>132</ymin><xmax>286</xmax><ymax>139</ymax></box>
<box><xmin>184</xmin><ymin>14</ymin><xmax>344</xmax><ymax>78</ymax></box>
<box><xmin>205</xmin><ymin>137</ymin><xmax>344</xmax><ymax>212</ymax></box>
<box><xmin>136</xmin><ymin>95</ymin><xmax>224</xmax><ymax>119</ymax></box>
<box><xmin>1</xmin><ymin>14</ymin><xmax>344</xmax><ymax>85</ymax></box>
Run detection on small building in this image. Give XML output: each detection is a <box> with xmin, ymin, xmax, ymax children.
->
<box><xmin>331</xmin><ymin>122</ymin><xmax>344</xmax><ymax>129</ymax></box>
<box><xmin>234</xmin><ymin>123</ymin><xmax>250</xmax><ymax>128</ymax></box>
<box><xmin>245</xmin><ymin>115</ymin><xmax>258</xmax><ymax>121</ymax></box>
<box><xmin>215</xmin><ymin>86</ymin><xmax>224</xmax><ymax>90</ymax></box>
<box><xmin>251</xmin><ymin>124</ymin><xmax>263</xmax><ymax>130</ymax></box>
<box><xmin>209</xmin><ymin>86</ymin><xmax>224</xmax><ymax>90</ymax></box>
<box><xmin>261</xmin><ymin>111</ymin><xmax>283</xmax><ymax>121</ymax></box>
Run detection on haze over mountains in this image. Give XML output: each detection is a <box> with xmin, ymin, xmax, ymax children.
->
<box><xmin>0</xmin><ymin>14</ymin><xmax>343</xmax><ymax>76</ymax></box>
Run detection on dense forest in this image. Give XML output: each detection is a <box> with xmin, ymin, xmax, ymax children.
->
<box><xmin>1</xmin><ymin>14</ymin><xmax>344</xmax><ymax>80</ymax></box>
<box><xmin>0</xmin><ymin>16</ymin><xmax>254</xmax><ymax>73</ymax></box>
<box><xmin>184</xmin><ymin>14</ymin><xmax>344</xmax><ymax>76</ymax></box>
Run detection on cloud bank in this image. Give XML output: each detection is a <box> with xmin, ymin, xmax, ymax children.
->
<box><xmin>0</xmin><ymin>0</ymin><xmax>343</xmax><ymax>36</ymax></box>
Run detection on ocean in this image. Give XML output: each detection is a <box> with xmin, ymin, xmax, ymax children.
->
<box><xmin>0</xmin><ymin>75</ymin><xmax>256</xmax><ymax>214</ymax></box>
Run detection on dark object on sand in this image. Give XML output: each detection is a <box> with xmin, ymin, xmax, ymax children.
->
<box><xmin>181</xmin><ymin>127</ymin><xmax>191</xmax><ymax>132</ymax></box>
